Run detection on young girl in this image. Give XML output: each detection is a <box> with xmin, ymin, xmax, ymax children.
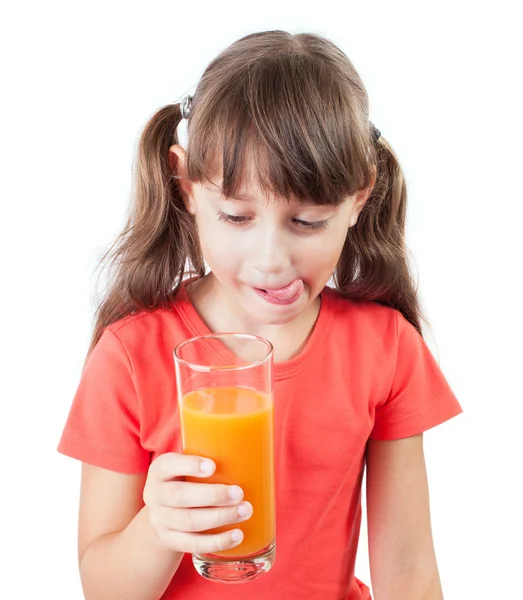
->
<box><xmin>58</xmin><ymin>30</ymin><xmax>462</xmax><ymax>600</ymax></box>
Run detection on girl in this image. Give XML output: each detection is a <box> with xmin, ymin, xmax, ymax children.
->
<box><xmin>58</xmin><ymin>30</ymin><xmax>462</xmax><ymax>599</ymax></box>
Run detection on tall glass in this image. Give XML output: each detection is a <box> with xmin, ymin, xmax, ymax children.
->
<box><xmin>174</xmin><ymin>333</ymin><xmax>275</xmax><ymax>583</ymax></box>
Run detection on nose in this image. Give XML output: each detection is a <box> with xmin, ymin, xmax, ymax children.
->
<box><xmin>253</xmin><ymin>225</ymin><xmax>292</xmax><ymax>275</ymax></box>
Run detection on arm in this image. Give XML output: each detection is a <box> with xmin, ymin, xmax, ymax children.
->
<box><xmin>366</xmin><ymin>434</ymin><xmax>443</xmax><ymax>600</ymax></box>
<box><xmin>78</xmin><ymin>463</ymin><xmax>182</xmax><ymax>600</ymax></box>
<box><xmin>78</xmin><ymin>454</ymin><xmax>248</xmax><ymax>600</ymax></box>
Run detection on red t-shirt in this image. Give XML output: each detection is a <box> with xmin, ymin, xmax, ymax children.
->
<box><xmin>58</xmin><ymin>285</ymin><xmax>462</xmax><ymax>599</ymax></box>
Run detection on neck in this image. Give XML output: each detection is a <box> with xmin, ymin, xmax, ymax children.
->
<box><xmin>187</xmin><ymin>273</ymin><xmax>321</xmax><ymax>362</ymax></box>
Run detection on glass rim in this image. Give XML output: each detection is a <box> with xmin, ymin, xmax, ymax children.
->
<box><xmin>173</xmin><ymin>332</ymin><xmax>274</xmax><ymax>372</ymax></box>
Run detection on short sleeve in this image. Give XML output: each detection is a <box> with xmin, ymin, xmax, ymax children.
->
<box><xmin>57</xmin><ymin>329</ymin><xmax>151</xmax><ymax>473</ymax></box>
<box><xmin>370</xmin><ymin>311</ymin><xmax>463</xmax><ymax>440</ymax></box>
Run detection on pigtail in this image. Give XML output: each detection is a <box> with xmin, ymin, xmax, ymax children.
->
<box><xmin>334</xmin><ymin>136</ymin><xmax>424</xmax><ymax>336</ymax></box>
<box><xmin>87</xmin><ymin>103</ymin><xmax>203</xmax><ymax>358</ymax></box>
<box><xmin>85</xmin><ymin>30</ymin><xmax>427</xmax><ymax>357</ymax></box>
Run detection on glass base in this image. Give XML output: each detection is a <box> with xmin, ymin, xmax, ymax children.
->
<box><xmin>192</xmin><ymin>541</ymin><xmax>276</xmax><ymax>583</ymax></box>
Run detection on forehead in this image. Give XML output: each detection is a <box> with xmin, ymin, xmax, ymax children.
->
<box><xmin>192</xmin><ymin>143</ymin><xmax>353</xmax><ymax>207</ymax></box>
<box><xmin>197</xmin><ymin>146</ymin><xmax>285</xmax><ymax>199</ymax></box>
<box><xmin>203</xmin><ymin>152</ymin><xmax>270</xmax><ymax>196</ymax></box>
<box><xmin>202</xmin><ymin>180</ymin><xmax>313</xmax><ymax>207</ymax></box>
<box><xmin>200</xmin><ymin>157</ymin><xmax>308</xmax><ymax>205</ymax></box>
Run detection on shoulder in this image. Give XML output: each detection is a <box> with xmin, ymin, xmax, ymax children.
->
<box><xmin>100</xmin><ymin>296</ymin><xmax>193</xmax><ymax>363</ymax></box>
<box><xmin>106</xmin><ymin>278</ymin><xmax>200</xmax><ymax>342</ymax></box>
<box><xmin>107</xmin><ymin>304</ymin><xmax>176</xmax><ymax>338</ymax></box>
<box><xmin>323</xmin><ymin>286</ymin><xmax>399</xmax><ymax>345</ymax></box>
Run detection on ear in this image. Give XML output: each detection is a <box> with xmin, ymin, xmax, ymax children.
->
<box><xmin>169</xmin><ymin>144</ymin><xmax>196</xmax><ymax>214</ymax></box>
<box><xmin>349</xmin><ymin>165</ymin><xmax>377</xmax><ymax>227</ymax></box>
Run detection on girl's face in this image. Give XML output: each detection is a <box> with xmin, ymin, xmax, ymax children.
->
<box><xmin>171</xmin><ymin>145</ymin><xmax>373</xmax><ymax>327</ymax></box>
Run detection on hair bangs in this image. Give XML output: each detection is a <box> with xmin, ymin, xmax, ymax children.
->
<box><xmin>187</xmin><ymin>48</ymin><xmax>372</xmax><ymax>206</ymax></box>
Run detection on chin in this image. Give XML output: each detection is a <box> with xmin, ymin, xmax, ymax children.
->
<box><xmin>244</xmin><ymin>297</ymin><xmax>308</xmax><ymax>327</ymax></box>
<box><xmin>254</xmin><ymin>312</ymin><xmax>298</xmax><ymax>326</ymax></box>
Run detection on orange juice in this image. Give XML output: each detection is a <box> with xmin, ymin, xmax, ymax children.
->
<box><xmin>181</xmin><ymin>386</ymin><xmax>275</xmax><ymax>557</ymax></box>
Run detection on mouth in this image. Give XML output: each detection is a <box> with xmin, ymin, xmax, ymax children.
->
<box><xmin>253</xmin><ymin>279</ymin><xmax>304</xmax><ymax>305</ymax></box>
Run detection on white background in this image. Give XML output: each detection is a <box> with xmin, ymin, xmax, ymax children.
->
<box><xmin>1</xmin><ymin>1</ymin><xmax>521</xmax><ymax>598</ymax></box>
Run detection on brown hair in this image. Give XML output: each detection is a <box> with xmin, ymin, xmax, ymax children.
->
<box><xmin>87</xmin><ymin>30</ymin><xmax>426</xmax><ymax>358</ymax></box>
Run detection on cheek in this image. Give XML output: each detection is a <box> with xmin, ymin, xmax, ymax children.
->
<box><xmin>303</xmin><ymin>228</ymin><xmax>347</xmax><ymax>271</ymax></box>
<box><xmin>195</xmin><ymin>218</ymin><xmax>242</xmax><ymax>271</ymax></box>
<box><xmin>327</xmin><ymin>217</ymin><xmax>351</xmax><ymax>256</ymax></box>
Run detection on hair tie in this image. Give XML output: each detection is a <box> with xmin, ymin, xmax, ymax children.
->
<box><xmin>180</xmin><ymin>94</ymin><xmax>193</xmax><ymax>120</ymax></box>
<box><xmin>371</xmin><ymin>123</ymin><xmax>381</xmax><ymax>143</ymax></box>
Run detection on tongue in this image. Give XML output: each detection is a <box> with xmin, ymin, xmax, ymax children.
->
<box><xmin>264</xmin><ymin>279</ymin><xmax>304</xmax><ymax>301</ymax></box>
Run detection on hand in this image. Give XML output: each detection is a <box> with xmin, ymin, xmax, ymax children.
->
<box><xmin>143</xmin><ymin>452</ymin><xmax>252</xmax><ymax>554</ymax></box>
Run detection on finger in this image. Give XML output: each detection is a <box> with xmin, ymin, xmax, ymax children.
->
<box><xmin>163</xmin><ymin>528</ymin><xmax>245</xmax><ymax>555</ymax></box>
<box><xmin>161</xmin><ymin>502</ymin><xmax>253</xmax><ymax>533</ymax></box>
<box><xmin>158</xmin><ymin>481</ymin><xmax>244</xmax><ymax>508</ymax></box>
<box><xmin>151</xmin><ymin>453</ymin><xmax>216</xmax><ymax>482</ymax></box>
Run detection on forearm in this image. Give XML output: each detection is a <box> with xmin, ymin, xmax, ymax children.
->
<box><xmin>373</xmin><ymin>568</ymin><xmax>443</xmax><ymax>600</ymax></box>
<box><xmin>80</xmin><ymin>506</ymin><xmax>183</xmax><ymax>600</ymax></box>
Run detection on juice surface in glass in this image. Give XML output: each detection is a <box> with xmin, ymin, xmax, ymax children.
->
<box><xmin>181</xmin><ymin>385</ymin><xmax>275</xmax><ymax>557</ymax></box>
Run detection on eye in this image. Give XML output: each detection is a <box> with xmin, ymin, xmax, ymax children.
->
<box><xmin>217</xmin><ymin>211</ymin><xmax>250</xmax><ymax>226</ymax></box>
<box><xmin>293</xmin><ymin>218</ymin><xmax>330</xmax><ymax>231</ymax></box>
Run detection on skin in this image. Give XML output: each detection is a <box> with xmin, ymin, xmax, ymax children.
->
<box><xmin>169</xmin><ymin>143</ymin><xmax>375</xmax><ymax>361</ymax></box>
<box><xmin>77</xmin><ymin>144</ymin><xmax>443</xmax><ymax>600</ymax></box>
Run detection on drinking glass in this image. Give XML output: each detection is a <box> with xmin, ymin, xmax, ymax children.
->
<box><xmin>174</xmin><ymin>333</ymin><xmax>275</xmax><ymax>583</ymax></box>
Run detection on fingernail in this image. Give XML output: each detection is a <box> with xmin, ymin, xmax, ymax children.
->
<box><xmin>228</xmin><ymin>485</ymin><xmax>243</xmax><ymax>501</ymax></box>
<box><xmin>231</xmin><ymin>530</ymin><xmax>243</xmax><ymax>543</ymax></box>
<box><xmin>238</xmin><ymin>502</ymin><xmax>252</xmax><ymax>518</ymax></box>
<box><xmin>200</xmin><ymin>459</ymin><xmax>215</xmax><ymax>474</ymax></box>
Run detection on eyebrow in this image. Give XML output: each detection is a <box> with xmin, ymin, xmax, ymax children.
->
<box><xmin>205</xmin><ymin>183</ymin><xmax>326</xmax><ymax>207</ymax></box>
<box><xmin>232</xmin><ymin>192</ymin><xmax>257</xmax><ymax>202</ymax></box>
<box><xmin>205</xmin><ymin>184</ymin><xmax>256</xmax><ymax>202</ymax></box>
